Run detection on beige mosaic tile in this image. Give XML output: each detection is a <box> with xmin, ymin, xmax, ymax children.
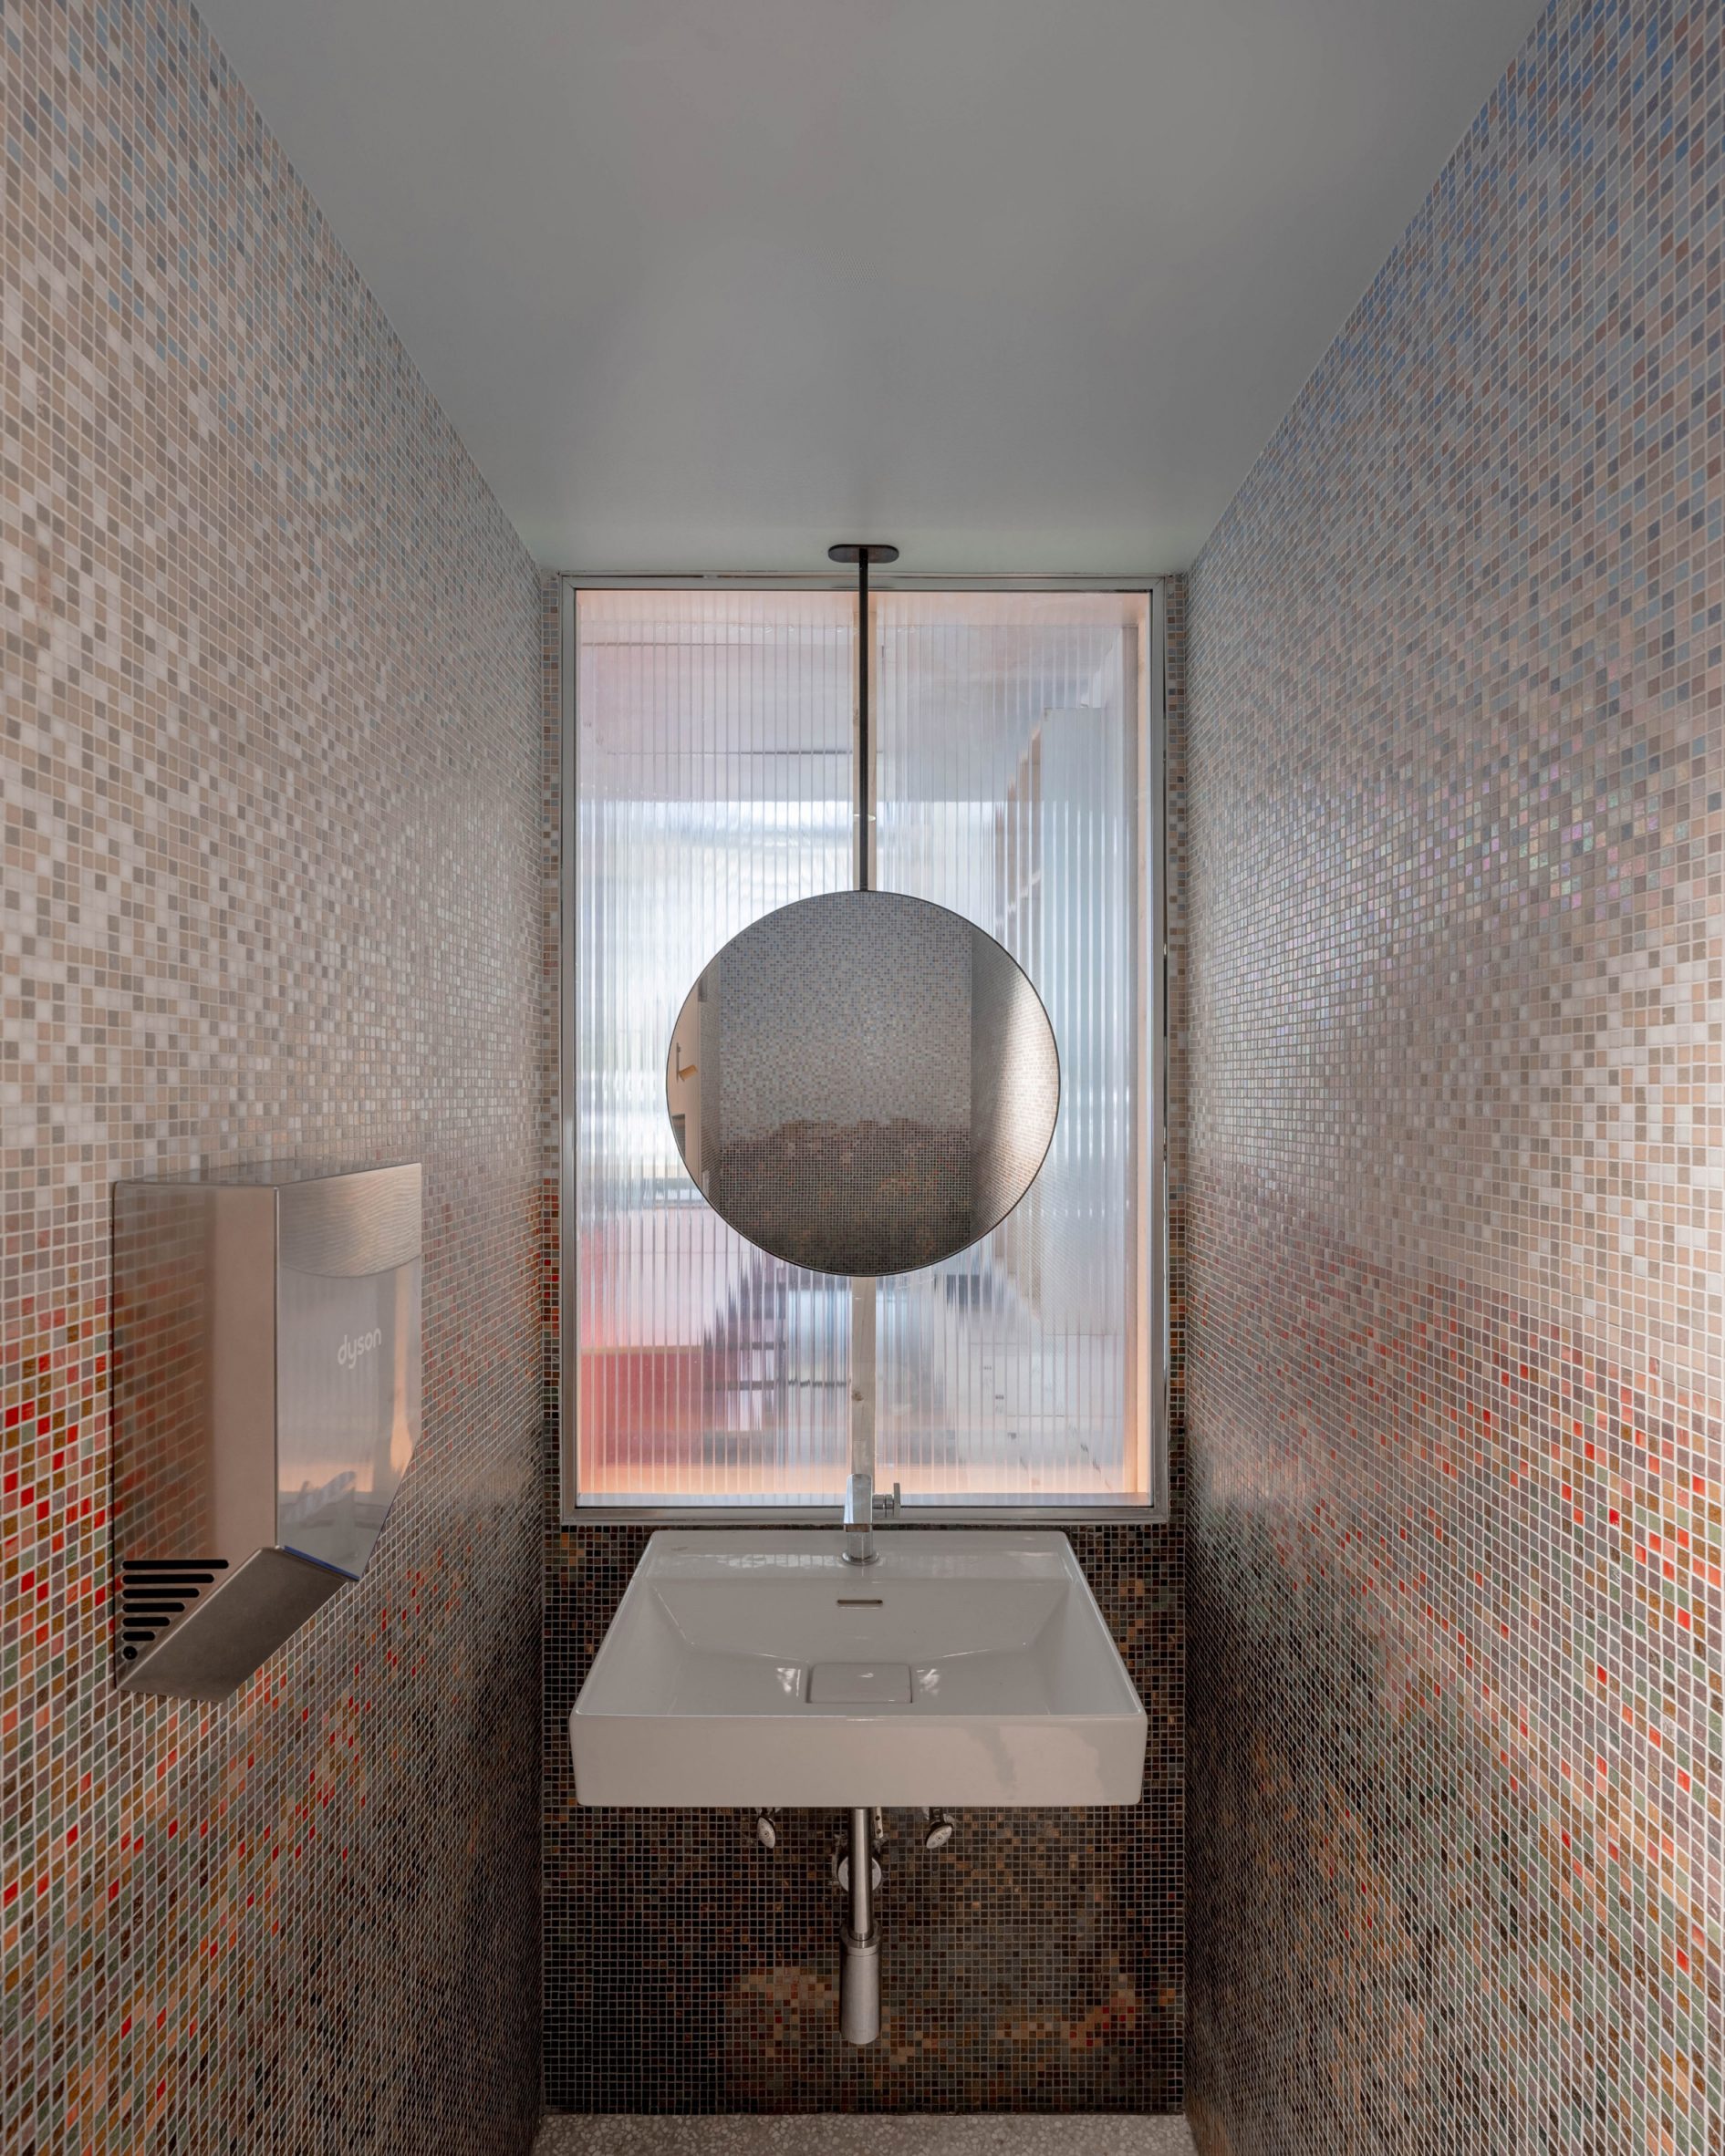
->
<box><xmin>2</xmin><ymin>3</ymin><xmax>546</xmax><ymax>2151</ymax></box>
<box><xmin>1186</xmin><ymin>3</ymin><xmax>1722</xmax><ymax>2152</ymax></box>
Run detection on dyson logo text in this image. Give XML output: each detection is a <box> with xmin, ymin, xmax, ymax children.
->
<box><xmin>338</xmin><ymin>1327</ymin><xmax>383</xmax><ymax>1370</ymax></box>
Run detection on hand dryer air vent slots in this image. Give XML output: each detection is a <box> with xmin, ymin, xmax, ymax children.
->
<box><xmin>111</xmin><ymin>1162</ymin><xmax>421</xmax><ymax>1701</ymax></box>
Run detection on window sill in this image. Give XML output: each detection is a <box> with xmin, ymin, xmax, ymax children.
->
<box><xmin>558</xmin><ymin>1499</ymin><xmax>1170</xmax><ymax>1528</ymax></box>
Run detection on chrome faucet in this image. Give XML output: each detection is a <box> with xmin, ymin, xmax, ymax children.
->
<box><xmin>842</xmin><ymin>1471</ymin><xmax>876</xmax><ymax>1564</ymax></box>
<box><xmin>841</xmin><ymin>1471</ymin><xmax>899</xmax><ymax>1564</ymax></box>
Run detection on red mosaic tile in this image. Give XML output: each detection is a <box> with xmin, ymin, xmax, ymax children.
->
<box><xmin>1186</xmin><ymin>5</ymin><xmax>1722</xmax><ymax>2151</ymax></box>
<box><xmin>1</xmin><ymin>4</ymin><xmax>546</xmax><ymax>2151</ymax></box>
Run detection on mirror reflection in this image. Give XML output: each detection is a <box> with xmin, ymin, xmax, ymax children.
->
<box><xmin>667</xmin><ymin>891</ymin><xmax>1059</xmax><ymax>1277</ymax></box>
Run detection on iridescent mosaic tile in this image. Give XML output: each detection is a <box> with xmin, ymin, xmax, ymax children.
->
<box><xmin>541</xmin><ymin>1521</ymin><xmax>1184</xmax><ymax>2115</ymax></box>
<box><xmin>1</xmin><ymin>3</ymin><xmax>546</xmax><ymax>2151</ymax></box>
<box><xmin>1185</xmin><ymin>3</ymin><xmax>1722</xmax><ymax>2152</ymax></box>
<box><xmin>539</xmin><ymin>587</ymin><xmax>1190</xmax><ymax>2112</ymax></box>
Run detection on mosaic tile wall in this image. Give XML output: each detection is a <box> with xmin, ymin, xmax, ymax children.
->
<box><xmin>2</xmin><ymin>5</ymin><xmax>546</xmax><ymax>2152</ymax></box>
<box><xmin>543</xmin><ymin>1523</ymin><xmax>1183</xmax><ymax>2113</ymax></box>
<box><xmin>1183</xmin><ymin>4</ymin><xmax>1722</xmax><ymax>2152</ymax></box>
<box><xmin>539</xmin><ymin>581</ymin><xmax>1188</xmax><ymax>2112</ymax></box>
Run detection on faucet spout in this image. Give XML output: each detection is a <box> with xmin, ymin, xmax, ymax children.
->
<box><xmin>842</xmin><ymin>1470</ymin><xmax>876</xmax><ymax>1565</ymax></box>
<box><xmin>841</xmin><ymin>1472</ymin><xmax>899</xmax><ymax>1563</ymax></box>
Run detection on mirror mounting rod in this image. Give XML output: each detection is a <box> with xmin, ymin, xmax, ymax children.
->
<box><xmin>830</xmin><ymin>542</ymin><xmax>900</xmax><ymax>1546</ymax></box>
<box><xmin>826</xmin><ymin>542</ymin><xmax>899</xmax><ymax>894</ymax></box>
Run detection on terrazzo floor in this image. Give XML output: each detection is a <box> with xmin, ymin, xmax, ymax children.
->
<box><xmin>535</xmin><ymin>2120</ymin><xmax>1199</xmax><ymax>2155</ymax></box>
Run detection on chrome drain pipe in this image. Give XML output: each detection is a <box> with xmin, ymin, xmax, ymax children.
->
<box><xmin>840</xmin><ymin>1805</ymin><xmax>879</xmax><ymax>2045</ymax></box>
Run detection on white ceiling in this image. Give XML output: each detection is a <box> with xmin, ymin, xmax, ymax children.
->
<box><xmin>204</xmin><ymin>0</ymin><xmax>1542</xmax><ymax>575</ymax></box>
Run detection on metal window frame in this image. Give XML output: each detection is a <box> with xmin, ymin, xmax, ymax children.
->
<box><xmin>557</xmin><ymin>571</ymin><xmax>1169</xmax><ymax>1524</ymax></box>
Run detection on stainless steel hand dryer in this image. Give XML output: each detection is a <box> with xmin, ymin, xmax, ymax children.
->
<box><xmin>111</xmin><ymin>1162</ymin><xmax>421</xmax><ymax>1700</ymax></box>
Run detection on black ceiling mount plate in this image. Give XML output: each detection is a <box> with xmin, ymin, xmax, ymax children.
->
<box><xmin>827</xmin><ymin>543</ymin><xmax>900</xmax><ymax>564</ymax></box>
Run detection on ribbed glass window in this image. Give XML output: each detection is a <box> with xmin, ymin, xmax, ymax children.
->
<box><xmin>873</xmin><ymin>593</ymin><xmax>1152</xmax><ymax>1503</ymax></box>
<box><xmin>567</xmin><ymin>586</ymin><xmax>1157</xmax><ymax>1509</ymax></box>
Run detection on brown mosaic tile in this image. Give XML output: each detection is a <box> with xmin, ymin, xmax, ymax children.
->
<box><xmin>542</xmin><ymin>1520</ymin><xmax>1183</xmax><ymax>2115</ymax></box>
<box><xmin>538</xmin><ymin>586</ymin><xmax>1190</xmax><ymax>2114</ymax></box>
<box><xmin>1185</xmin><ymin>4</ymin><xmax>1722</xmax><ymax>2152</ymax></box>
<box><xmin>2</xmin><ymin>3</ymin><xmax>546</xmax><ymax>2151</ymax></box>
<box><xmin>532</xmin><ymin>2115</ymin><xmax>1201</xmax><ymax>2153</ymax></box>
<box><xmin>1163</xmin><ymin>575</ymin><xmax>1187</xmax><ymax>1443</ymax></box>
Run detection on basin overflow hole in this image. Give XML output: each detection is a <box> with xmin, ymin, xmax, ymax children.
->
<box><xmin>837</xmin><ymin>1598</ymin><xmax>884</xmax><ymax>1607</ymax></box>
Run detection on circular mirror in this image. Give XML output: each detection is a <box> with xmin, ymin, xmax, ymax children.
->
<box><xmin>666</xmin><ymin>890</ymin><xmax>1059</xmax><ymax>1277</ymax></box>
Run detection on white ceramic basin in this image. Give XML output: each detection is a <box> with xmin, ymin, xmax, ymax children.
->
<box><xmin>568</xmin><ymin>1529</ymin><xmax>1147</xmax><ymax>1807</ymax></box>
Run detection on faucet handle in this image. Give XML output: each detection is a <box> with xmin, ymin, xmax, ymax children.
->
<box><xmin>875</xmin><ymin>1480</ymin><xmax>901</xmax><ymax>1520</ymax></box>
